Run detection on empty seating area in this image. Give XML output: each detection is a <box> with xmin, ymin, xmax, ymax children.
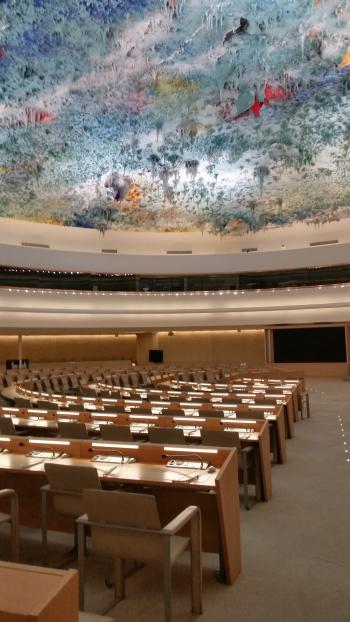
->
<box><xmin>1</xmin><ymin>357</ymin><xmax>349</xmax><ymax>622</ymax></box>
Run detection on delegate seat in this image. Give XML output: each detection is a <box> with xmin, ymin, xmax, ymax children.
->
<box><xmin>0</xmin><ymin>488</ymin><xmax>19</xmax><ymax>561</ymax></box>
<box><xmin>148</xmin><ymin>427</ymin><xmax>186</xmax><ymax>445</ymax></box>
<box><xmin>200</xmin><ymin>429</ymin><xmax>261</xmax><ymax>510</ymax></box>
<box><xmin>41</xmin><ymin>463</ymin><xmax>102</xmax><ymax>565</ymax></box>
<box><xmin>58</xmin><ymin>421</ymin><xmax>89</xmax><ymax>440</ymax></box>
<box><xmin>77</xmin><ymin>490</ymin><xmax>202</xmax><ymax>622</ymax></box>
<box><xmin>0</xmin><ymin>416</ymin><xmax>26</xmax><ymax>437</ymax></box>
<box><xmin>99</xmin><ymin>424</ymin><xmax>133</xmax><ymax>443</ymax></box>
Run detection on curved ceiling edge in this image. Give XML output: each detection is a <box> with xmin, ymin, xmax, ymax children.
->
<box><xmin>0</xmin><ymin>285</ymin><xmax>349</xmax><ymax>330</ymax></box>
<box><xmin>0</xmin><ymin>242</ymin><xmax>350</xmax><ymax>275</ymax></box>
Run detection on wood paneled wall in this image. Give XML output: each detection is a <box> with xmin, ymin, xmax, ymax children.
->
<box><xmin>0</xmin><ymin>335</ymin><xmax>136</xmax><ymax>364</ymax></box>
<box><xmin>136</xmin><ymin>330</ymin><xmax>266</xmax><ymax>367</ymax></box>
<box><xmin>0</xmin><ymin>327</ymin><xmax>348</xmax><ymax>375</ymax></box>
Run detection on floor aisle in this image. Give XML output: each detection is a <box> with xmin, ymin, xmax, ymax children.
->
<box><xmin>2</xmin><ymin>378</ymin><xmax>350</xmax><ymax>621</ymax></box>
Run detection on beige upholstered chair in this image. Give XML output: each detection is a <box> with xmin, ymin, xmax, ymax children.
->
<box><xmin>77</xmin><ymin>490</ymin><xmax>202</xmax><ymax>622</ymax></box>
<box><xmin>200</xmin><ymin>429</ymin><xmax>261</xmax><ymax>510</ymax></box>
<box><xmin>58</xmin><ymin>421</ymin><xmax>89</xmax><ymax>439</ymax></box>
<box><xmin>148</xmin><ymin>427</ymin><xmax>185</xmax><ymax>445</ymax></box>
<box><xmin>41</xmin><ymin>463</ymin><xmax>101</xmax><ymax>564</ymax></box>
<box><xmin>14</xmin><ymin>397</ymin><xmax>32</xmax><ymax>408</ymax></box>
<box><xmin>99</xmin><ymin>424</ymin><xmax>133</xmax><ymax>442</ymax></box>
<box><xmin>0</xmin><ymin>416</ymin><xmax>25</xmax><ymax>436</ymax></box>
<box><xmin>0</xmin><ymin>489</ymin><xmax>19</xmax><ymax>561</ymax></box>
<box><xmin>161</xmin><ymin>408</ymin><xmax>184</xmax><ymax>417</ymax></box>
<box><xmin>103</xmin><ymin>404</ymin><xmax>124</xmax><ymax>414</ymax></box>
<box><xmin>36</xmin><ymin>399</ymin><xmax>59</xmax><ymax>410</ymax></box>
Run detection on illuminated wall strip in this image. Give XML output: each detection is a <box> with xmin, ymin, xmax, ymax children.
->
<box><xmin>91</xmin><ymin>442</ymin><xmax>139</xmax><ymax>449</ymax></box>
<box><xmin>163</xmin><ymin>446</ymin><xmax>218</xmax><ymax>454</ymax></box>
<box><xmin>221</xmin><ymin>418</ymin><xmax>257</xmax><ymax>424</ymax></box>
<box><xmin>29</xmin><ymin>439</ymin><xmax>71</xmax><ymax>446</ymax></box>
<box><xmin>173</xmin><ymin>417</ymin><xmax>206</xmax><ymax>423</ymax></box>
<box><xmin>129</xmin><ymin>415</ymin><xmax>159</xmax><ymax>420</ymax></box>
<box><xmin>249</xmin><ymin>405</ymin><xmax>275</xmax><ymax>410</ymax></box>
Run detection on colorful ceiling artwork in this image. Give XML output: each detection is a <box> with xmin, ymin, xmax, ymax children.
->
<box><xmin>1</xmin><ymin>1</ymin><xmax>350</xmax><ymax>236</ymax></box>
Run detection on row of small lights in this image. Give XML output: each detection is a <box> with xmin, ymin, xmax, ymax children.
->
<box><xmin>338</xmin><ymin>414</ymin><xmax>350</xmax><ymax>464</ymax></box>
<box><xmin>2</xmin><ymin>283</ymin><xmax>350</xmax><ymax>297</ymax></box>
<box><xmin>4</xmin><ymin>268</ymin><xmax>133</xmax><ymax>276</ymax></box>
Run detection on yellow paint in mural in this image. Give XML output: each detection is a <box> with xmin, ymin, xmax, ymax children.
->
<box><xmin>124</xmin><ymin>184</ymin><xmax>142</xmax><ymax>203</ymax></box>
<box><xmin>42</xmin><ymin>218</ymin><xmax>61</xmax><ymax>225</ymax></box>
<box><xmin>0</xmin><ymin>165</ymin><xmax>11</xmax><ymax>174</ymax></box>
<box><xmin>340</xmin><ymin>48</ymin><xmax>350</xmax><ymax>67</ymax></box>
<box><xmin>154</xmin><ymin>77</ymin><xmax>198</xmax><ymax>97</ymax></box>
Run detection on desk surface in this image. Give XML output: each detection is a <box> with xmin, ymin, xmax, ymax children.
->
<box><xmin>0</xmin><ymin>562</ymin><xmax>77</xmax><ymax>619</ymax></box>
<box><xmin>0</xmin><ymin>452</ymin><xmax>218</xmax><ymax>491</ymax></box>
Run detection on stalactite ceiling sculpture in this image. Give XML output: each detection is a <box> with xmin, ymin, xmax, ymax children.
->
<box><xmin>1</xmin><ymin>0</ymin><xmax>350</xmax><ymax>236</ymax></box>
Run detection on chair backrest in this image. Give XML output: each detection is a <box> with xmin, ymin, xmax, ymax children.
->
<box><xmin>198</xmin><ymin>409</ymin><xmax>219</xmax><ymax>418</ymax></box>
<box><xmin>200</xmin><ymin>429</ymin><xmax>241</xmax><ymax>449</ymax></box>
<box><xmin>14</xmin><ymin>397</ymin><xmax>32</xmax><ymax>408</ymax></box>
<box><xmin>57</xmin><ymin>421</ymin><xmax>89</xmax><ymax>439</ymax></box>
<box><xmin>161</xmin><ymin>408</ymin><xmax>184</xmax><ymax>417</ymax></box>
<box><xmin>100</xmin><ymin>390</ymin><xmax>111</xmax><ymax>398</ymax></box>
<box><xmin>237</xmin><ymin>412</ymin><xmax>265</xmax><ymax>420</ymax></box>
<box><xmin>66</xmin><ymin>403</ymin><xmax>80</xmax><ymax>412</ymax></box>
<box><xmin>36</xmin><ymin>400</ymin><xmax>58</xmax><ymax>410</ymax></box>
<box><xmin>80</xmin><ymin>387</ymin><xmax>97</xmax><ymax>397</ymax></box>
<box><xmin>0</xmin><ymin>416</ymin><xmax>17</xmax><ymax>435</ymax></box>
<box><xmin>109</xmin><ymin>391</ymin><xmax>122</xmax><ymax>399</ymax></box>
<box><xmin>103</xmin><ymin>404</ymin><xmax>124</xmax><ymax>414</ymax></box>
<box><xmin>99</xmin><ymin>424</ymin><xmax>133</xmax><ymax>442</ymax></box>
<box><xmin>45</xmin><ymin>463</ymin><xmax>101</xmax><ymax>517</ymax></box>
<box><xmin>67</xmin><ymin>375</ymin><xmax>79</xmax><ymax>388</ymax></box>
<box><xmin>148</xmin><ymin>427</ymin><xmax>185</xmax><ymax>444</ymax></box>
<box><xmin>83</xmin><ymin>489</ymin><xmax>163</xmax><ymax>562</ymax></box>
<box><xmin>132</xmin><ymin>407</ymin><xmax>151</xmax><ymax>415</ymax></box>
<box><xmin>129</xmin><ymin>373</ymin><xmax>139</xmax><ymax>387</ymax></box>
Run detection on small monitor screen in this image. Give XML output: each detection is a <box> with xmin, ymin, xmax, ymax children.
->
<box><xmin>149</xmin><ymin>349</ymin><xmax>164</xmax><ymax>363</ymax></box>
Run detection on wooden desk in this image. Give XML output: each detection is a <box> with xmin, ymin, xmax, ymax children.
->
<box><xmin>0</xmin><ymin>437</ymin><xmax>241</xmax><ymax>585</ymax></box>
<box><xmin>154</xmin><ymin>385</ymin><xmax>295</xmax><ymax>440</ymax></box>
<box><xmin>0</xmin><ymin>562</ymin><xmax>78</xmax><ymax>622</ymax></box>
<box><xmin>0</xmin><ymin>408</ymin><xmax>273</xmax><ymax>500</ymax></box>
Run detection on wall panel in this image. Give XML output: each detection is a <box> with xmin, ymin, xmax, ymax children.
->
<box><xmin>153</xmin><ymin>330</ymin><xmax>266</xmax><ymax>367</ymax></box>
<box><xmin>0</xmin><ymin>335</ymin><xmax>136</xmax><ymax>364</ymax></box>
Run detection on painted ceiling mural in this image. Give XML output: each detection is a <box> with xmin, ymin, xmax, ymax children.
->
<box><xmin>1</xmin><ymin>1</ymin><xmax>350</xmax><ymax>236</ymax></box>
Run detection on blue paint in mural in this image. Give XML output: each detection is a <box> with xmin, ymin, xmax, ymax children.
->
<box><xmin>1</xmin><ymin>0</ymin><xmax>350</xmax><ymax>235</ymax></box>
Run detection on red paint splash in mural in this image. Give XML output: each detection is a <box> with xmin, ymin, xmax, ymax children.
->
<box><xmin>24</xmin><ymin>108</ymin><xmax>57</xmax><ymax>124</ymax></box>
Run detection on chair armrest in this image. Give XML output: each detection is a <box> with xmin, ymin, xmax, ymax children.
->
<box><xmin>0</xmin><ymin>489</ymin><xmax>17</xmax><ymax>501</ymax></box>
<box><xmin>76</xmin><ymin>513</ymin><xmax>89</xmax><ymax>525</ymax></box>
<box><xmin>0</xmin><ymin>489</ymin><xmax>18</xmax><ymax>523</ymax></box>
<box><xmin>241</xmin><ymin>446</ymin><xmax>254</xmax><ymax>454</ymax></box>
<box><xmin>162</xmin><ymin>505</ymin><xmax>200</xmax><ymax>535</ymax></box>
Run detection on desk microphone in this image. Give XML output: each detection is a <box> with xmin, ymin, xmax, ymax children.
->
<box><xmin>92</xmin><ymin>448</ymin><xmax>135</xmax><ymax>464</ymax></box>
<box><xmin>26</xmin><ymin>445</ymin><xmax>68</xmax><ymax>459</ymax></box>
<box><xmin>162</xmin><ymin>452</ymin><xmax>208</xmax><ymax>470</ymax></box>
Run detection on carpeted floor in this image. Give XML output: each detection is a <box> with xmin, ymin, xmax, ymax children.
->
<box><xmin>1</xmin><ymin>378</ymin><xmax>350</xmax><ymax>621</ymax></box>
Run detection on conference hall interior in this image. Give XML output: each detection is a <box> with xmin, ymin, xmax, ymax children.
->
<box><xmin>0</xmin><ymin>1</ymin><xmax>349</xmax><ymax>620</ymax></box>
